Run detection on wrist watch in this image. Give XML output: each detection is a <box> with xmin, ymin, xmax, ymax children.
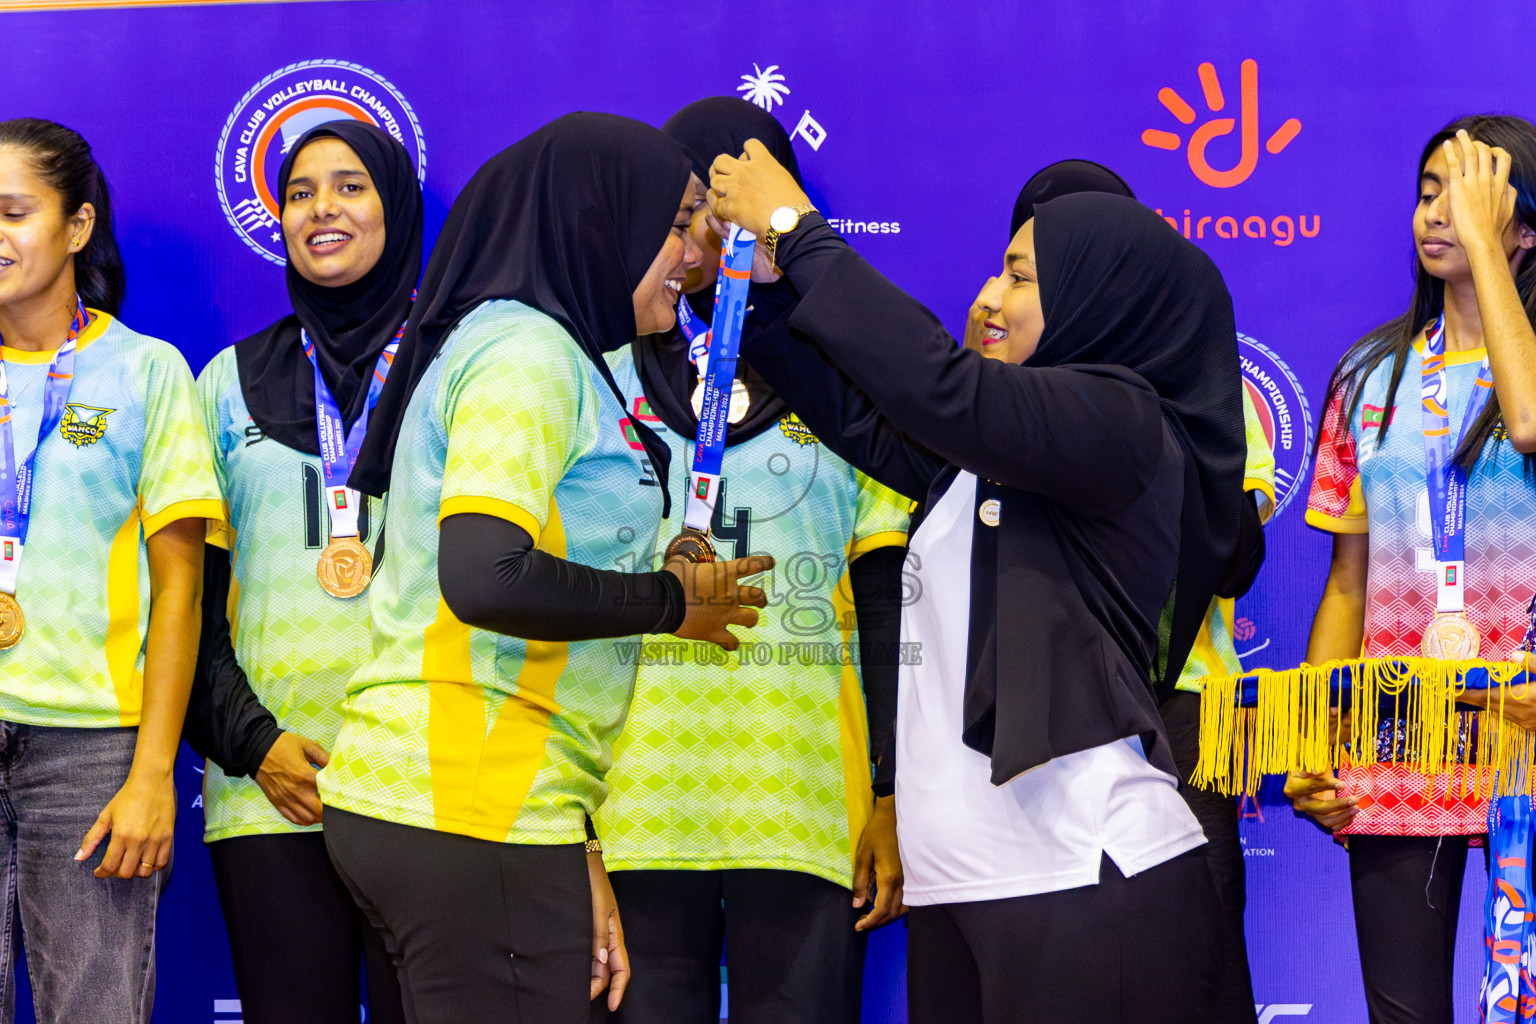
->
<box><xmin>765</xmin><ymin>202</ymin><xmax>816</xmax><ymax>272</ymax></box>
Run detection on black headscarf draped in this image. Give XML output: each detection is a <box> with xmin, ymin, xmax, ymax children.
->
<box><xmin>662</xmin><ymin>96</ymin><xmax>803</xmax><ymax>185</ymax></box>
<box><xmin>1010</xmin><ymin>159</ymin><xmax>1135</xmax><ymax>238</ymax></box>
<box><xmin>235</xmin><ymin>120</ymin><xmax>422</xmax><ymax>455</ymax></box>
<box><xmin>1030</xmin><ymin>191</ymin><xmax>1245</xmax><ymax>699</ymax></box>
<box><xmin>631</xmin><ymin>97</ymin><xmax>808</xmax><ymax>445</ymax></box>
<box><xmin>350</xmin><ymin>113</ymin><xmax>693</xmax><ymax>506</ymax></box>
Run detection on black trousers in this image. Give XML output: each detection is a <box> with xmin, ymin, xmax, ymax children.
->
<box><xmin>1162</xmin><ymin>689</ymin><xmax>1260</xmax><ymax>1024</ymax></box>
<box><xmin>209</xmin><ymin>831</ymin><xmax>406</xmax><ymax>1024</ymax></box>
<box><xmin>1349</xmin><ymin>833</ymin><xmax>1476</xmax><ymax>1024</ymax></box>
<box><xmin>596</xmin><ymin>868</ymin><xmax>867</xmax><ymax>1024</ymax></box>
<box><xmin>906</xmin><ymin>849</ymin><xmax>1220</xmax><ymax>1024</ymax></box>
<box><xmin>325</xmin><ymin>808</ymin><xmax>592</xmax><ymax>1024</ymax></box>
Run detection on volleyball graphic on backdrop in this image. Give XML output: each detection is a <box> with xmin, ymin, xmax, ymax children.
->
<box><xmin>215</xmin><ymin>59</ymin><xmax>426</xmax><ymax>264</ymax></box>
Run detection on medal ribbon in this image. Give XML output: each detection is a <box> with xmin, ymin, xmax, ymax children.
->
<box><xmin>0</xmin><ymin>299</ymin><xmax>88</xmax><ymax>596</ymax></box>
<box><xmin>675</xmin><ymin>290</ymin><xmax>707</xmax><ymax>368</ymax></box>
<box><xmin>1421</xmin><ymin>314</ymin><xmax>1494</xmax><ymax>615</ymax></box>
<box><xmin>302</xmin><ymin>326</ymin><xmax>401</xmax><ymax>540</ymax></box>
<box><xmin>683</xmin><ymin>225</ymin><xmax>755</xmax><ymax>533</ymax></box>
<box><xmin>1479</xmin><ymin>792</ymin><xmax>1536</xmax><ymax>1022</ymax></box>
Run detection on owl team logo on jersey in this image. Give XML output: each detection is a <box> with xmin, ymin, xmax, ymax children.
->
<box><xmin>59</xmin><ymin>405</ymin><xmax>113</xmax><ymax>447</ymax></box>
<box><xmin>1239</xmin><ymin>333</ymin><xmax>1311</xmax><ymax>516</ymax></box>
<box><xmin>778</xmin><ymin>413</ymin><xmax>819</xmax><ymax>446</ymax></box>
<box><xmin>216</xmin><ymin>60</ymin><xmax>426</xmax><ymax>264</ymax></box>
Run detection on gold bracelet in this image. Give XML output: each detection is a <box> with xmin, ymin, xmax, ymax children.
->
<box><xmin>584</xmin><ymin>838</ymin><xmax>602</xmax><ymax>855</ymax></box>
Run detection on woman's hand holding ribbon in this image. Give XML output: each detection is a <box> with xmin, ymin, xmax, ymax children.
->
<box><xmin>707</xmin><ymin>140</ymin><xmax>812</xmax><ymax>239</ymax></box>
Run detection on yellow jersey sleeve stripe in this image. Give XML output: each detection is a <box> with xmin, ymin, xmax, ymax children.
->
<box><xmin>205</xmin><ymin>505</ymin><xmax>234</xmax><ymax>550</ymax></box>
<box><xmin>438</xmin><ymin>495</ymin><xmax>542</xmax><ymax>544</ymax></box>
<box><xmin>141</xmin><ymin>498</ymin><xmax>226</xmax><ymax>539</ymax></box>
<box><xmin>847</xmin><ymin>530</ymin><xmax>908</xmax><ymax>562</ymax></box>
<box><xmin>1305</xmin><ymin>507</ymin><xmax>1369</xmax><ymax>535</ymax></box>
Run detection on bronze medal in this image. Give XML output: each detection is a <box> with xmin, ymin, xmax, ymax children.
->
<box><xmin>0</xmin><ymin>592</ymin><xmax>23</xmax><ymax>649</ymax></box>
<box><xmin>317</xmin><ymin>536</ymin><xmax>373</xmax><ymax>598</ymax></box>
<box><xmin>664</xmin><ymin>527</ymin><xmax>717</xmax><ymax>564</ymax></box>
<box><xmin>1421</xmin><ymin>612</ymin><xmax>1481</xmax><ymax>661</ymax></box>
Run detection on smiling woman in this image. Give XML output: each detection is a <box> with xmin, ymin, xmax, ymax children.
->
<box><xmin>313</xmin><ymin>113</ymin><xmax>774</xmax><ymax>1024</ymax></box>
<box><xmin>0</xmin><ymin>118</ymin><xmax>222</xmax><ymax>1024</ymax></box>
<box><xmin>179</xmin><ymin>119</ymin><xmax>421</xmax><ymax>1024</ymax></box>
<box><xmin>281</xmin><ymin>138</ymin><xmax>388</xmax><ymax>288</ymax></box>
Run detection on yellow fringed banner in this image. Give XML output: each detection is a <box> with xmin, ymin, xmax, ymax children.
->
<box><xmin>1193</xmin><ymin>658</ymin><xmax>1534</xmax><ymax>797</ymax></box>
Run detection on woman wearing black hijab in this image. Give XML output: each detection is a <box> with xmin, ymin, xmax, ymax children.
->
<box><xmin>316</xmin><ymin>113</ymin><xmax>772</xmax><ymax>1024</ymax></box>
<box><xmin>965</xmin><ymin>158</ymin><xmax>1270</xmax><ymax>1023</ymax></box>
<box><xmin>709</xmin><ymin>147</ymin><xmax>1248</xmax><ymax>1022</ymax></box>
<box><xmin>593</xmin><ymin>97</ymin><xmax>910</xmax><ymax>1024</ymax></box>
<box><xmin>963</xmin><ymin>158</ymin><xmax>1138</xmax><ymax>353</ymax></box>
<box><xmin>182</xmin><ymin>120</ymin><xmax>416</xmax><ymax>1024</ymax></box>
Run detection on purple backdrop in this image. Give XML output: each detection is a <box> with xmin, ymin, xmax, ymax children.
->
<box><xmin>8</xmin><ymin>1</ymin><xmax>1530</xmax><ymax>1020</ymax></box>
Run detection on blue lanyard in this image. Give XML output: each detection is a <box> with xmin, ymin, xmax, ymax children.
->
<box><xmin>0</xmin><ymin>299</ymin><xmax>88</xmax><ymax>595</ymax></box>
<box><xmin>676</xmin><ymin>292</ymin><xmax>705</xmax><ymax>355</ymax></box>
<box><xmin>1420</xmin><ymin>313</ymin><xmax>1495</xmax><ymax>612</ymax></box>
<box><xmin>301</xmin><ymin>326</ymin><xmax>400</xmax><ymax>538</ymax></box>
<box><xmin>683</xmin><ymin>226</ymin><xmax>755</xmax><ymax>533</ymax></box>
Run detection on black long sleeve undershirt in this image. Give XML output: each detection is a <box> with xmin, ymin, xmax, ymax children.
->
<box><xmin>183</xmin><ymin>543</ymin><xmax>284</xmax><ymax>778</ymax></box>
<box><xmin>438</xmin><ymin>513</ymin><xmax>686</xmax><ymax>641</ymax></box>
<box><xmin>847</xmin><ymin>545</ymin><xmax>905</xmax><ymax>771</ymax></box>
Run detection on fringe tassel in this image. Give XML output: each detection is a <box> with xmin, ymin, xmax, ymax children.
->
<box><xmin>1193</xmin><ymin>658</ymin><xmax>1535</xmax><ymax>797</ymax></box>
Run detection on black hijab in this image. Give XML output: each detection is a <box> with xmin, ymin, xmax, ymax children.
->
<box><xmin>235</xmin><ymin>120</ymin><xmax>422</xmax><ymax>455</ymax></box>
<box><xmin>1030</xmin><ymin>191</ymin><xmax>1245</xmax><ymax>699</ymax></box>
<box><xmin>662</xmin><ymin>96</ymin><xmax>803</xmax><ymax>184</ymax></box>
<box><xmin>1010</xmin><ymin>159</ymin><xmax>1135</xmax><ymax>238</ymax></box>
<box><xmin>349</xmin><ymin>113</ymin><xmax>693</xmax><ymax>507</ymax></box>
<box><xmin>632</xmin><ymin>97</ymin><xmax>804</xmax><ymax>445</ymax></box>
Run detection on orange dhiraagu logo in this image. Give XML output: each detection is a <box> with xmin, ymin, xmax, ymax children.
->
<box><xmin>1142</xmin><ymin>59</ymin><xmax>1302</xmax><ymax>188</ymax></box>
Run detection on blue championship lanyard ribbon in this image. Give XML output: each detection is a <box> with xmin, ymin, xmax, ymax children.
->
<box><xmin>0</xmin><ymin>300</ymin><xmax>88</xmax><ymax>599</ymax></box>
<box><xmin>303</xmin><ymin>323</ymin><xmax>401</xmax><ymax>599</ymax></box>
<box><xmin>302</xmin><ymin>329</ymin><xmax>399</xmax><ymax>542</ymax></box>
<box><xmin>1480</xmin><ymin>792</ymin><xmax>1536</xmax><ymax>1022</ymax></box>
<box><xmin>1420</xmin><ymin>313</ymin><xmax>1495</xmax><ymax>658</ymax></box>
<box><xmin>682</xmin><ymin>224</ymin><xmax>756</xmax><ymax>534</ymax></box>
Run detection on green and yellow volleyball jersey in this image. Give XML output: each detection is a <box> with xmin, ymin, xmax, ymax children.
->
<box><xmin>196</xmin><ymin>347</ymin><xmax>383</xmax><ymax>842</ymax></box>
<box><xmin>318</xmin><ymin>300</ymin><xmax>664</xmax><ymax>845</ymax></box>
<box><xmin>594</xmin><ymin>347</ymin><xmax>911</xmax><ymax>889</ymax></box>
<box><xmin>1175</xmin><ymin>386</ymin><xmax>1277</xmax><ymax>693</ymax></box>
<box><xmin>0</xmin><ymin>312</ymin><xmax>222</xmax><ymax>728</ymax></box>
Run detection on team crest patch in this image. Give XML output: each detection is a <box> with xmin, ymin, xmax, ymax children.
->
<box><xmin>778</xmin><ymin>413</ymin><xmax>819</xmax><ymax>446</ymax></box>
<box><xmin>59</xmin><ymin>405</ymin><xmax>113</xmax><ymax>447</ymax></box>
<box><xmin>216</xmin><ymin>60</ymin><xmax>426</xmax><ymax>264</ymax></box>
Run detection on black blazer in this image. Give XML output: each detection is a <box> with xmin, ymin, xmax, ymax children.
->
<box><xmin>744</xmin><ymin>244</ymin><xmax>1186</xmax><ymax>788</ymax></box>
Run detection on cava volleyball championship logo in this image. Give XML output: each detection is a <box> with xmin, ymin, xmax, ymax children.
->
<box><xmin>216</xmin><ymin>60</ymin><xmax>426</xmax><ymax>264</ymax></box>
<box><xmin>1239</xmin><ymin>333</ymin><xmax>1312</xmax><ymax>516</ymax></box>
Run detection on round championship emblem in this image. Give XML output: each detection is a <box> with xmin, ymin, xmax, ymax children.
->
<box><xmin>1238</xmin><ymin>333</ymin><xmax>1313</xmax><ymax>517</ymax></box>
<box><xmin>978</xmin><ymin>498</ymin><xmax>1001</xmax><ymax>527</ymax></box>
<box><xmin>664</xmin><ymin>528</ymin><xmax>718</xmax><ymax>565</ymax></box>
<box><xmin>216</xmin><ymin>60</ymin><xmax>426</xmax><ymax>264</ymax></box>
<box><xmin>0</xmin><ymin>592</ymin><xmax>24</xmax><ymax>649</ymax></box>
<box><xmin>317</xmin><ymin>536</ymin><xmax>373</xmax><ymax>598</ymax></box>
<box><xmin>1421</xmin><ymin>612</ymin><xmax>1481</xmax><ymax>661</ymax></box>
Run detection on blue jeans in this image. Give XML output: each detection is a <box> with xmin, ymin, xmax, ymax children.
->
<box><xmin>0</xmin><ymin>724</ymin><xmax>164</xmax><ymax>1024</ymax></box>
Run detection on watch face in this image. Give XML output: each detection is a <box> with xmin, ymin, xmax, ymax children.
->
<box><xmin>769</xmin><ymin>206</ymin><xmax>799</xmax><ymax>233</ymax></box>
